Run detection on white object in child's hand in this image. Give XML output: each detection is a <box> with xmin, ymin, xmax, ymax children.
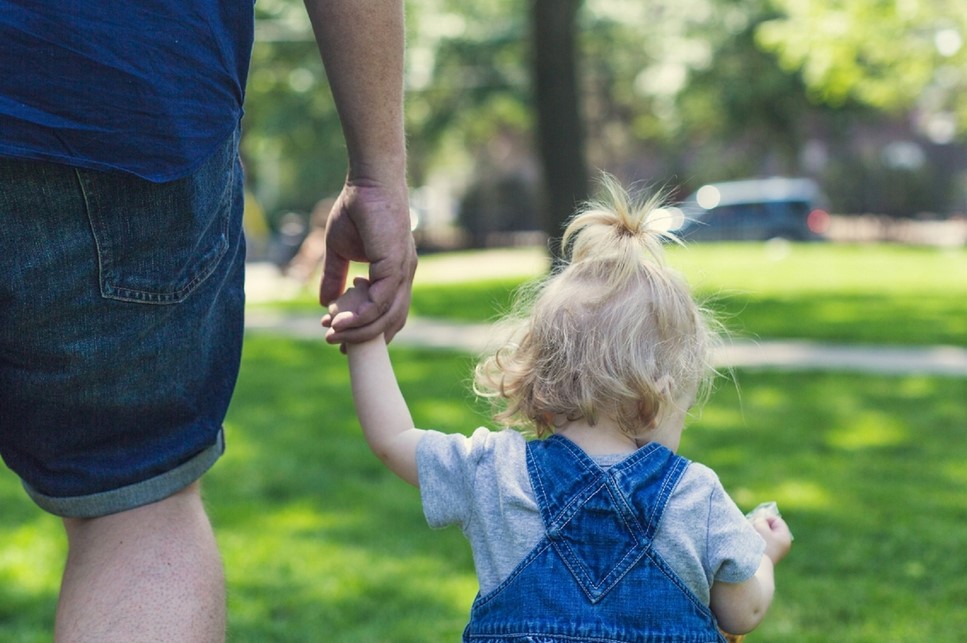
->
<box><xmin>745</xmin><ymin>501</ymin><xmax>793</xmax><ymax>540</ymax></box>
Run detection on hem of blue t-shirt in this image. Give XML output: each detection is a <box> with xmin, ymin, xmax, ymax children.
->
<box><xmin>0</xmin><ymin>124</ymin><xmax>239</xmax><ymax>183</ymax></box>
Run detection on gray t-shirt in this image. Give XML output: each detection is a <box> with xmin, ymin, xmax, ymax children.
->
<box><xmin>417</xmin><ymin>427</ymin><xmax>765</xmax><ymax>604</ymax></box>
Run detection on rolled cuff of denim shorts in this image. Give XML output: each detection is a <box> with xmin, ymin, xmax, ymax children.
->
<box><xmin>22</xmin><ymin>430</ymin><xmax>225</xmax><ymax>518</ymax></box>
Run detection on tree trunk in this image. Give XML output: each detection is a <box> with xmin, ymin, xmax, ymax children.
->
<box><xmin>530</xmin><ymin>0</ymin><xmax>590</xmax><ymax>263</ymax></box>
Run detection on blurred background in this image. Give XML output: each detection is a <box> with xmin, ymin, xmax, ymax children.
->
<box><xmin>244</xmin><ymin>0</ymin><xmax>967</xmax><ymax>266</ymax></box>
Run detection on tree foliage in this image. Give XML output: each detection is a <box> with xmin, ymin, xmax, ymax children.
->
<box><xmin>241</xmin><ymin>0</ymin><xmax>967</xmax><ymax>232</ymax></box>
<box><xmin>405</xmin><ymin>0</ymin><xmax>532</xmax><ymax>159</ymax></box>
<box><xmin>244</xmin><ymin>0</ymin><xmax>346</xmax><ymax>219</ymax></box>
<box><xmin>757</xmin><ymin>0</ymin><xmax>967</xmax><ymax>142</ymax></box>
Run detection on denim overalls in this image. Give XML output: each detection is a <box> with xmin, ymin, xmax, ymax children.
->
<box><xmin>464</xmin><ymin>435</ymin><xmax>726</xmax><ymax>642</ymax></box>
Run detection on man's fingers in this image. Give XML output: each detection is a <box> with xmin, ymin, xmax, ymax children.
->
<box><xmin>379</xmin><ymin>288</ymin><xmax>411</xmax><ymax>344</ymax></box>
<box><xmin>325</xmin><ymin>309</ymin><xmax>405</xmax><ymax>345</ymax></box>
<box><xmin>326</xmin><ymin>280</ymin><xmax>404</xmax><ymax>333</ymax></box>
<box><xmin>319</xmin><ymin>252</ymin><xmax>350</xmax><ymax>305</ymax></box>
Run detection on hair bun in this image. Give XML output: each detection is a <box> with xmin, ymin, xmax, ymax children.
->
<box><xmin>562</xmin><ymin>173</ymin><xmax>676</xmax><ymax>269</ymax></box>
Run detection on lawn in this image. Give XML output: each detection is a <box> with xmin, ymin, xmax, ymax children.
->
<box><xmin>255</xmin><ymin>243</ymin><xmax>967</xmax><ymax>346</ymax></box>
<box><xmin>1</xmin><ymin>242</ymin><xmax>966</xmax><ymax>641</ymax></box>
<box><xmin>407</xmin><ymin>243</ymin><xmax>967</xmax><ymax>346</ymax></box>
<box><xmin>219</xmin><ymin>341</ymin><xmax>967</xmax><ymax>642</ymax></box>
<box><xmin>2</xmin><ymin>337</ymin><xmax>966</xmax><ymax>641</ymax></box>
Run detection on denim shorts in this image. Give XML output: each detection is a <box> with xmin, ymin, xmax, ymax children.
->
<box><xmin>0</xmin><ymin>133</ymin><xmax>245</xmax><ymax>518</ymax></box>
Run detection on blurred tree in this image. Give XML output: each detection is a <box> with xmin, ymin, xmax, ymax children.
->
<box><xmin>242</xmin><ymin>0</ymin><xmax>965</xmax><ymax>235</ymax></box>
<box><xmin>404</xmin><ymin>0</ymin><xmax>532</xmax><ymax>185</ymax></box>
<box><xmin>531</xmin><ymin>0</ymin><xmax>590</xmax><ymax>260</ymax></box>
<box><xmin>457</xmin><ymin>172</ymin><xmax>540</xmax><ymax>248</ymax></box>
<box><xmin>672</xmin><ymin>0</ymin><xmax>843</xmax><ymax>178</ymax></box>
<box><xmin>244</xmin><ymin>0</ymin><xmax>347</xmax><ymax>222</ymax></box>
<box><xmin>757</xmin><ymin>0</ymin><xmax>967</xmax><ymax>143</ymax></box>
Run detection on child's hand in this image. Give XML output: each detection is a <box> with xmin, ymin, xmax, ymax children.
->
<box><xmin>752</xmin><ymin>515</ymin><xmax>793</xmax><ymax>565</ymax></box>
<box><xmin>321</xmin><ymin>277</ymin><xmax>372</xmax><ymax>343</ymax></box>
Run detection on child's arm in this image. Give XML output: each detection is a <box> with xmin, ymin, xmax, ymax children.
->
<box><xmin>325</xmin><ymin>279</ymin><xmax>424</xmax><ymax>486</ymax></box>
<box><xmin>710</xmin><ymin>515</ymin><xmax>793</xmax><ymax>635</ymax></box>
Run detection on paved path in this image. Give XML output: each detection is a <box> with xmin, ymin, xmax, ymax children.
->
<box><xmin>244</xmin><ymin>261</ymin><xmax>967</xmax><ymax>377</ymax></box>
<box><xmin>245</xmin><ymin>310</ymin><xmax>967</xmax><ymax>378</ymax></box>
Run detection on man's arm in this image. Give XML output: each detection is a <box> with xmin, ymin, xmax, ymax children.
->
<box><xmin>304</xmin><ymin>0</ymin><xmax>417</xmax><ymax>343</ymax></box>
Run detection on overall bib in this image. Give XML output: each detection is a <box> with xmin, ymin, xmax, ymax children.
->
<box><xmin>464</xmin><ymin>435</ymin><xmax>726</xmax><ymax>642</ymax></box>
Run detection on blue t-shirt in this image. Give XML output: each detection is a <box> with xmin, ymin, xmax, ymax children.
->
<box><xmin>0</xmin><ymin>0</ymin><xmax>254</xmax><ymax>181</ymax></box>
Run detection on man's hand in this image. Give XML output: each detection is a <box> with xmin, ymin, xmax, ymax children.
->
<box><xmin>319</xmin><ymin>179</ymin><xmax>417</xmax><ymax>344</ymax></box>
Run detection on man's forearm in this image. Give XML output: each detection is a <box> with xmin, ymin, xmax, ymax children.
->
<box><xmin>304</xmin><ymin>0</ymin><xmax>406</xmax><ymax>182</ymax></box>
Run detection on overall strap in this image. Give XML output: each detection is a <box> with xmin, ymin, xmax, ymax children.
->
<box><xmin>525</xmin><ymin>435</ymin><xmax>689</xmax><ymax>602</ymax></box>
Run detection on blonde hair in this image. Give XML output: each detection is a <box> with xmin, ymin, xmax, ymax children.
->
<box><xmin>474</xmin><ymin>174</ymin><xmax>720</xmax><ymax>439</ymax></box>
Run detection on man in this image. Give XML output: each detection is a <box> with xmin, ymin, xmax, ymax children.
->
<box><xmin>0</xmin><ymin>1</ymin><xmax>416</xmax><ymax>640</ymax></box>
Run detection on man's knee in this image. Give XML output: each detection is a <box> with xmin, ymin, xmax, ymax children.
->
<box><xmin>57</xmin><ymin>481</ymin><xmax>225</xmax><ymax>643</ymax></box>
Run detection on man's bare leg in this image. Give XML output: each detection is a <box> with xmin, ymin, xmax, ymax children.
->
<box><xmin>55</xmin><ymin>482</ymin><xmax>225</xmax><ymax>643</ymax></box>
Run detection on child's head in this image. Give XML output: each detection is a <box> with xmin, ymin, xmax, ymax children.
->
<box><xmin>474</xmin><ymin>174</ymin><xmax>720</xmax><ymax>440</ymax></box>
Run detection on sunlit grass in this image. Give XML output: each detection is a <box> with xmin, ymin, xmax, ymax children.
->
<box><xmin>684</xmin><ymin>371</ymin><xmax>967</xmax><ymax>642</ymax></box>
<box><xmin>0</xmin><ymin>488</ymin><xmax>63</xmax><ymax>643</ymax></box>
<box><xmin>2</xmin><ymin>240</ymin><xmax>966</xmax><ymax>640</ymax></box>
<box><xmin>1</xmin><ymin>340</ymin><xmax>965</xmax><ymax>640</ymax></box>
<box><xmin>207</xmin><ymin>338</ymin><xmax>482</xmax><ymax>642</ymax></box>
<box><xmin>413</xmin><ymin>244</ymin><xmax>967</xmax><ymax>345</ymax></box>
<box><xmin>217</xmin><ymin>339</ymin><xmax>964</xmax><ymax>641</ymax></box>
<box><xmin>255</xmin><ymin>243</ymin><xmax>967</xmax><ymax>345</ymax></box>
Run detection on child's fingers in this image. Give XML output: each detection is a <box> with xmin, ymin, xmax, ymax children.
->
<box><xmin>755</xmin><ymin>516</ymin><xmax>793</xmax><ymax>564</ymax></box>
<box><xmin>753</xmin><ymin>515</ymin><xmax>786</xmax><ymax>538</ymax></box>
<box><xmin>321</xmin><ymin>278</ymin><xmax>375</xmax><ymax>344</ymax></box>
<box><xmin>328</xmin><ymin>310</ymin><xmax>359</xmax><ymax>331</ymax></box>
<box><xmin>768</xmin><ymin>516</ymin><xmax>793</xmax><ymax>540</ymax></box>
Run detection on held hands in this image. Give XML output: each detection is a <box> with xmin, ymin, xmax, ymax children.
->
<box><xmin>321</xmin><ymin>277</ymin><xmax>372</xmax><ymax>345</ymax></box>
<box><xmin>319</xmin><ymin>179</ymin><xmax>417</xmax><ymax>344</ymax></box>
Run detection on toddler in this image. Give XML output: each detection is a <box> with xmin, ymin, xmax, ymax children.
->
<box><xmin>324</xmin><ymin>175</ymin><xmax>792</xmax><ymax>641</ymax></box>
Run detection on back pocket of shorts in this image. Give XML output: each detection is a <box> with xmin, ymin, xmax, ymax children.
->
<box><xmin>79</xmin><ymin>141</ymin><xmax>236</xmax><ymax>305</ymax></box>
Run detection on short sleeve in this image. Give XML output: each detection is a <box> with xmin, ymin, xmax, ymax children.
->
<box><xmin>417</xmin><ymin>427</ymin><xmax>487</xmax><ymax>530</ymax></box>
<box><xmin>706</xmin><ymin>478</ymin><xmax>766</xmax><ymax>584</ymax></box>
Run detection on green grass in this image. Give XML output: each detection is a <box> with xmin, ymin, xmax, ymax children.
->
<box><xmin>3</xmin><ymin>336</ymin><xmax>966</xmax><ymax>641</ymax></box>
<box><xmin>257</xmin><ymin>243</ymin><xmax>967</xmax><ymax>345</ymax></box>
<box><xmin>2</xmin><ymin>242</ymin><xmax>965</xmax><ymax>640</ymax></box>
<box><xmin>410</xmin><ymin>276</ymin><xmax>525</xmax><ymax>322</ymax></box>
<box><xmin>210</xmin><ymin>339</ymin><xmax>483</xmax><ymax>642</ymax></box>
<box><xmin>668</xmin><ymin>243</ymin><xmax>967</xmax><ymax>345</ymax></box>
<box><xmin>336</xmin><ymin>243</ymin><xmax>967</xmax><ymax>345</ymax></box>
